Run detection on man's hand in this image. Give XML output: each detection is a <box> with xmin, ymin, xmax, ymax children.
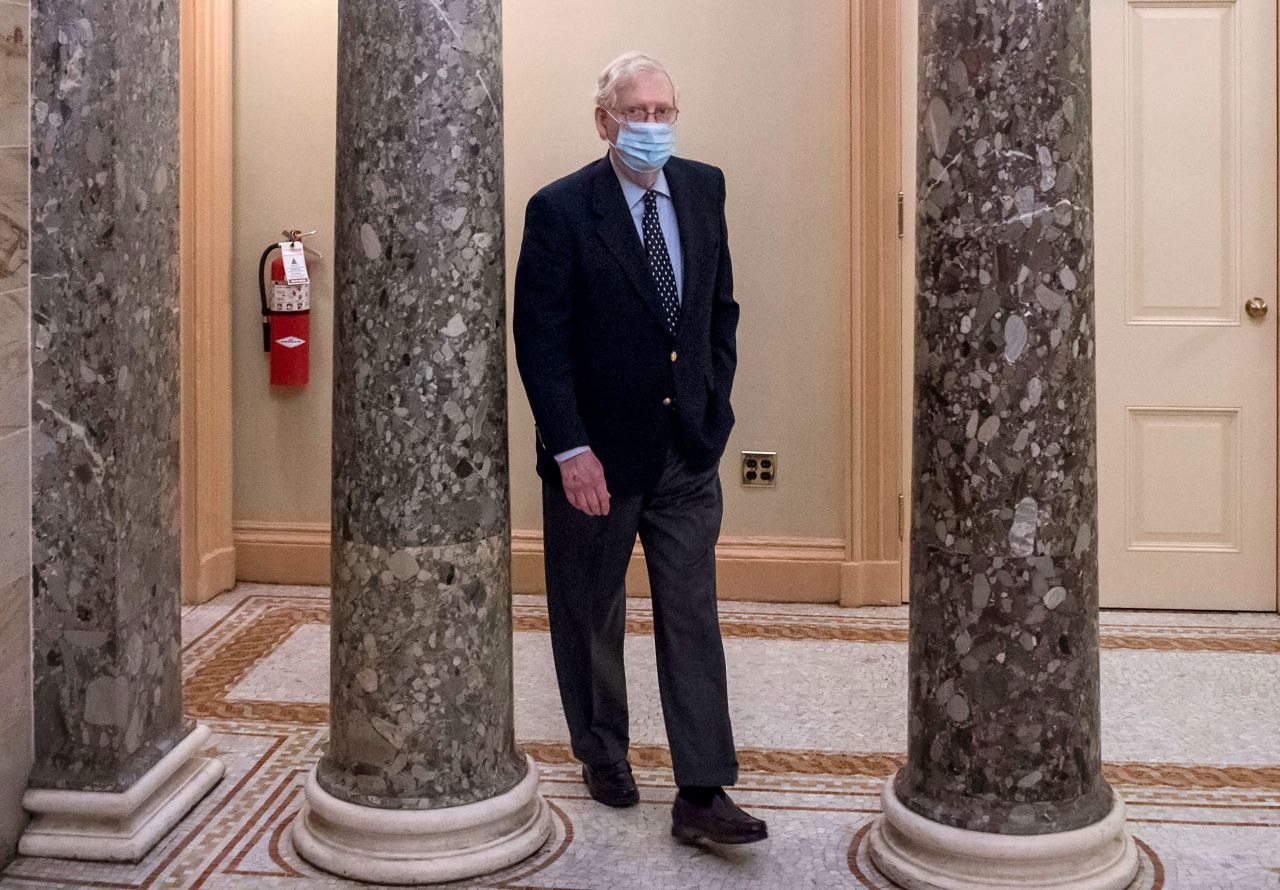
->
<box><xmin>559</xmin><ymin>449</ymin><xmax>611</xmax><ymax>516</ymax></box>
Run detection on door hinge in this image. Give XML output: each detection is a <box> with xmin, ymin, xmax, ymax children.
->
<box><xmin>897</xmin><ymin>192</ymin><xmax>905</xmax><ymax>239</ymax></box>
<box><xmin>897</xmin><ymin>493</ymin><xmax>905</xmax><ymax>541</ymax></box>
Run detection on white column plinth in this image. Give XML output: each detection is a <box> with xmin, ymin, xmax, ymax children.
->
<box><xmin>291</xmin><ymin>753</ymin><xmax>552</xmax><ymax>886</ymax></box>
<box><xmin>868</xmin><ymin>774</ymin><xmax>1139</xmax><ymax>890</ymax></box>
<box><xmin>19</xmin><ymin>722</ymin><xmax>225</xmax><ymax>862</ymax></box>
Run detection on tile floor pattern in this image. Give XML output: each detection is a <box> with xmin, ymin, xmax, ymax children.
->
<box><xmin>4</xmin><ymin>584</ymin><xmax>1280</xmax><ymax>889</ymax></box>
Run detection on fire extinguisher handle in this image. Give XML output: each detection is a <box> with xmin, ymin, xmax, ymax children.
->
<box><xmin>258</xmin><ymin>242</ymin><xmax>280</xmax><ymax>353</ymax></box>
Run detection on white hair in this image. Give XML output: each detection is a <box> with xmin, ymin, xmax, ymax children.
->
<box><xmin>594</xmin><ymin>52</ymin><xmax>678</xmax><ymax>109</ymax></box>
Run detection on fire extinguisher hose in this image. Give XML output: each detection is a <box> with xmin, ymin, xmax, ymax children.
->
<box><xmin>257</xmin><ymin>242</ymin><xmax>279</xmax><ymax>352</ymax></box>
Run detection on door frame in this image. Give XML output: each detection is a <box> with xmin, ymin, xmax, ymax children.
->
<box><xmin>1273</xmin><ymin>13</ymin><xmax>1279</xmax><ymax>612</ymax></box>
<box><xmin>179</xmin><ymin>0</ymin><xmax>236</xmax><ymax>605</ymax></box>
<box><xmin>843</xmin><ymin>0</ymin><xmax>908</xmax><ymax>606</ymax></box>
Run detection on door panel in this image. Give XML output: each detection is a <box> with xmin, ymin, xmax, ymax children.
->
<box><xmin>1126</xmin><ymin>4</ymin><xmax>1238</xmax><ymax>324</ymax></box>
<box><xmin>1125</xmin><ymin>407</ymin><xmax>1240</xmax><ymax>551</ymax></box>
<box><xmin>1094</xmin><ymin>0</ymin><xmax>1277</xmax><ymax>609</ymax></box>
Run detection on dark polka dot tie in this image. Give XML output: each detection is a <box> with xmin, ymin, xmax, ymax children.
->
<box><xmin>642</xmin><ymin>190</ymin><xmax>680</xmax><ymax>335</ymax></box>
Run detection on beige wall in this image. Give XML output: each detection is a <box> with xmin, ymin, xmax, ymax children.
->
<box><xmin>502</xmin><ymin>1</ymin><xmax>851</xmax><ymax>537</ymax></box>
<box><xmin>231</xmin><ymin>2</ymin><xmax>853</xmax><ymax>543</ymax></box>
<box><xmin>231</xmin><ymin>0</ymin><xmax>338</xmax><ymax>527</ymax></box>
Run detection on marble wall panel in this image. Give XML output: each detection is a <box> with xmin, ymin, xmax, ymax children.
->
<box><xmin>0</xmin><ymin>480</ymin><xmax>30</xmax><ymax>862</ymax></box>
<box><xmin>0</xmin><ymin>143</ymin><xmax>24</xmax><ymax>295</ymax></box>
<box><xmin>0</xmin><ymin>0</ymin><xmax>29</xmax><ymax>865</ymax></box>
<box><xmin>0</xmin><ymin>3</ymin><xmax>24</xmax><ymax>147</ymax></box>
<box><xmin>0</xmin><ymin>286</ymin><xmax>24</xmax><ymax>435</ymax></box>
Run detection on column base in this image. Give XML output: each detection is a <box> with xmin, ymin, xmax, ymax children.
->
<box><xmin>292</xmin><ymin>753</ymin><xmax>552</xmax><ymax>886</ymax></box>
<box><xmin>868</xmin><ymin>773</ymin><xmax>1139</xmax><ymax>890</ymax></box>
<box><xmin>19</xmin><ymin>723</ymin><xmax>225</xmax><ymax>862</ymax></box>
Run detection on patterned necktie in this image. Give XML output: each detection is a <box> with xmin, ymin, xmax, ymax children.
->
<box><xmin>642</xmin><ymin>190</ymin><xmax>680</xmax><ymax>335</ymax></box>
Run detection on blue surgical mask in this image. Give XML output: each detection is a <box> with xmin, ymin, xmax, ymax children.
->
<box><xmin>608</xmin><ymin>113</ymin><xmax>675</xmax><ymax>174</ymax></box>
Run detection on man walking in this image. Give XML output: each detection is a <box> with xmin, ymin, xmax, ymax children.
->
<box><xmin>513</xmin><ymin>52</ymin><xmax>765</xmax><ymax>845</ymax></box>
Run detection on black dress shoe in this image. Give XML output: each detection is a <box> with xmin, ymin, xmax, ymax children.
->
<box><xmin>582</xmin><ymin>761</ymin><xmax>639</xmax><ymax>808</ymax></box>
<box><xmin>671</xmin><ymin>791</ymin><xmax>768</xmax><ymax>844</ymax></box>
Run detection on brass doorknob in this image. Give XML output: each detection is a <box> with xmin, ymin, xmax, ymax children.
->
<box><xmin>1246</xmin><ymin>297</ymin><xmax>1268</xmax><ymax>319</ymax></box>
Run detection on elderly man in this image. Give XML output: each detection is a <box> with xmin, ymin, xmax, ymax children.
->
<box><xmin>513</xmin><ymin>53</ymin><xmax>765</xmax><ymax>844</ymax></box>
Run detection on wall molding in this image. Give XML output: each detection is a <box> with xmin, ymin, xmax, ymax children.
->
<box><xmin>515</xmin><ymin>530</ymin><xmax>844</xmax><ymax>602</ymax></box>
<box><xmin>235</xmin><ymin>524</ymin><xmax>848</xmax><ymax>602</ymax></box>
<box><xmin>195</xmin><ymin>546</ymin><xmax>238</xmax><ymax>604</ymax></box>
<box><xmin>179</xmin><ymin>0</ymin><xmax>236</xmax><ymax>605</ymax></box>
<box><xmin>841</xmin><ymin>559</ymin><xmax>902</xmax><ymax>607</ymax></box>
<box><xmin>233</xmin><ymin>522</ymin><xmax>330</xmax><ymax>587</ymax></box>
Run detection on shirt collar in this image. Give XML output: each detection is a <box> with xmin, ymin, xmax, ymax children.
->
<box><xmin>611</xmin><ymin>154</ymin><xmax>671</xmax><ymax>211</ymax></box>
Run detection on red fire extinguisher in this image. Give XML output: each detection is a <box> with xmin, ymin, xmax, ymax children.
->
<box><xmin>257</xmin><ymin>229</ymin><xmax>315</xmax><ymax>387</ymax></box>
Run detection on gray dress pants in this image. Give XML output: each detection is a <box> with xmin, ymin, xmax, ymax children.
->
<box><xmin>541</xmin><ymin>437</ymin><xmax>739</xmax><ymax>788</ymax></box>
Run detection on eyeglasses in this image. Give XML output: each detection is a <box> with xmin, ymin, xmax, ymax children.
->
<box><xmin>608</xmin><ymin>105</ymin><xmax>680</xmax><ymax>125</ymax></box>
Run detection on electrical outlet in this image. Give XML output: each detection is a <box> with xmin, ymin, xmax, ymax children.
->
<box><xmin>741</xmin><ymin>451</ymin><xmax>777</xmax><ymax>487</ymax></box>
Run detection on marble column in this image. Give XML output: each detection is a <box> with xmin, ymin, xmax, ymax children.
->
<box><xmin>868</xmin><ymin>0</ymin><xmax>1138</xmax><ymax>888</ymax></box>
<box><xmin>290</xmin><ymin>0</ymin><xmax>550</xmax><ymax>884</ymax></box>
<box><xmin>18</xmin><ymin>0</ymin><xmax>224</xmax><ymax>863</ymax></box>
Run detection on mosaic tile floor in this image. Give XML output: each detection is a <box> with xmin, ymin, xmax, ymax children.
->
<box><xmin>4</xmin><ymin>584</ymin><xmax>1279</xmax><ymax>889</ymax></box>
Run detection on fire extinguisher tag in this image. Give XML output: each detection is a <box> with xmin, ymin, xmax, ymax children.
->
<box><xmin>271</xmin><ymin>281</ymin><xmax>310</xmax><ymax>312</ymax></box>
<box><xmin>280</xmin><ymin>240</ymin><xmax>310</xmax><ymax>285</ymax></box>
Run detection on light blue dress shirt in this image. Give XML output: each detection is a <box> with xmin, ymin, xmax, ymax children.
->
<box><xmin>615</xmin><ymin>166</ymin><xmax>684</xmax><ymax>305</ymax></box>
<box><xmin>554</xmin><ymin>160</ymin><xmax>684</xmax><ymax>464</ymax></box>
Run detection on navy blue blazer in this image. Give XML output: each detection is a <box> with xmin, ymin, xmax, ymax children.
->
<box><xmin>513</xmin><ymin>154</ymin><xmax>739</xmax><ymax>497</ymax></box>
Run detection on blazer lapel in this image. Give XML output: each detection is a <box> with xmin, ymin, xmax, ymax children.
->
<box><xmin>663</xmin><ymin>159</ymin><xmax>713</xmax><ymax>329</ymax></box>
<box><xmin>591</xmin><ymin>159</ymin><xmax>673</xmax><ymax>332</ymax></box>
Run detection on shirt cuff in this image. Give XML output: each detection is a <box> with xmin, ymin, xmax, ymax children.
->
<box><xmin>554</xmin><ymin>446</ymin><xmax>591</xmax><ymax>463</ymax></box>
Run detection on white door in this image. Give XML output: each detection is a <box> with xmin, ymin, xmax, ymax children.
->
<box><xmin>1093</xmin><ymin>0</ymin><xmax>1277</xmax><ymax>610</ymax></box>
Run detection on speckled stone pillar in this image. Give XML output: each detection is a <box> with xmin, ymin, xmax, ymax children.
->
<box><xmin>290</xmin><ymin>1</ymin><xmax>549</xmax><ymax>884</ymax></box>
<box><xmin>869</xmin><ymin>0</ymin><xmax>1138</xmax><ymax>887</ymax></box>
<box><xmin>18</xmin><ymin>0</ymin><xmax>224</xmax><ymax>863</ymax></box>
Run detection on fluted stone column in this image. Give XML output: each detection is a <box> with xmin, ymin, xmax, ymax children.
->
<box><xmin>868</xmin><ymin>1</ymin><xmax>1138</xmax><ymax>887</ymax></box>
<box><xmin>19</xmin><ymin>0</ymin><xmax>224</xmax><ymax>862</ymax></box>
<box><xmin>290</xmin><ymin>1</ymin><xmax>550</xmax><ymax>884</ymax></box>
